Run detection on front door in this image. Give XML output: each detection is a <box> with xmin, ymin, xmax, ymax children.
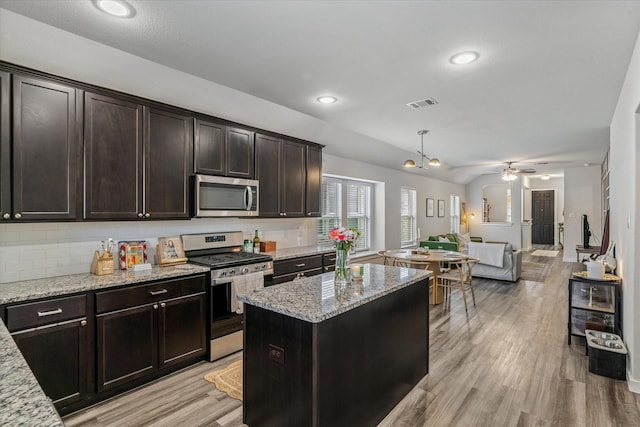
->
<box><xmin>532</xmin><ymin>190</ymin><xmax>554</xmax><ymax>244</ymax></box>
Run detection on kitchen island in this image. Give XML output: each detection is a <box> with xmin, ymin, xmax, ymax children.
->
<box><xmin>238</xmin><ymin>263</ymin><xmax>431</xmax><ymax>427</ymax></box>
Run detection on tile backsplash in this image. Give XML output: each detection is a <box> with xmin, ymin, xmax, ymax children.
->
<box><xmin>0</xmin><ymin>218</ymin><xmax>317</xmax><ymax>283</ymax></box>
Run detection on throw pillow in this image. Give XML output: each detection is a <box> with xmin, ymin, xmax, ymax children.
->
<box><xmin>445</xmin><ymin>233</ymin><xmax>458</xmax><ymax>243</ymax></box>
<box><xmin>438</xmin><ymin>236</ymin><xmax>450</xmax><ymax>242</ymax></box>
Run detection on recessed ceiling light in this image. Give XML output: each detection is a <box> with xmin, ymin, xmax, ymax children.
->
<box><xmin>450</xmin><ymin>51</ymin><xmax>479</xmax><ymax>65</ymax></box>
<box><xmin>317</xmin><ymin>96</ymin><xmax>338</xmax><ymax>104</ymax></box>
<box><xmin>541</xmin><ymin>174</ymin><xmax>551</xmax><ymax>180</ymax></box>
<box><xmin>93</xmin><ymin>0</ymin><xmax>135</xmax><ymax>18</ymax></box>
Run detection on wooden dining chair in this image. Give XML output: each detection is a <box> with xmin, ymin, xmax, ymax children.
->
<box><xmin>437</xmin><ymin>258</ymin><xmax>479</xmax><ymax>313</ymax></box>
<box><xmin>377</xmin><ymin>250</ymin><xmax>392</xmax><ymax>265</ymax></box>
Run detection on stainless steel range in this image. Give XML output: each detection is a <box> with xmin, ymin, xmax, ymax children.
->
<box><xmin>182</xmin><ymin>231</ymin><xmax>273</xmax><ymax>361</ymax></box>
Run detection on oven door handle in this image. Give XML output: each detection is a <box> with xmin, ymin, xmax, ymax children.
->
<box><xmin>212</xmin><ymin>278</ymin><xmax>233</xmax><ymax>286</ymax></box>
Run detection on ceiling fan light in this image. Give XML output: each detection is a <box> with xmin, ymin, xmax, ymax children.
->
<box><xmin>502</xmin><ymin>172</ymin><xmax>517</xmax><ymax>181</ymax></box>
<box><xmin>428</xmin><ymin>158</ymin><xmax>441</xmax><ymax>167</ymax></box>
<box><xmin>403</xmin><ymin>159</ymin><xmax>416</xmax><ymax>168</ymax></box>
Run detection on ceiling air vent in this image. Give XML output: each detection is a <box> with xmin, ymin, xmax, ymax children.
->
<box><xmin>406</xmin><ymin>97</ymin><xmax>439</xmax><ymax>109</ymax></box>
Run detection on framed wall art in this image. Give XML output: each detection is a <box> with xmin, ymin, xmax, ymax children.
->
<box><xmin>426</xmin><ymin>198</ymin><xmax>434</xmax><ymax>217</ymax></box>
<box><xmin>438</xmin><ymin>199</ymin><xmax>445</xmax><ymax>217</ymax></box>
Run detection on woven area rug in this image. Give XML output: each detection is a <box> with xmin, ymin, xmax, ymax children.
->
<box><xmin>531</xmin><ymin>250</ymin><xmax>559</xmax><ymax>257</ymax></box>
<box><xmin>520</xmin><ymin>259</ymin><xmax>552</xmax><ymax>283</ymax></box>
<box><xmin>204</xmin><ymin>360</ymin><xmax>242</xmax><ymax>400</ymax></box>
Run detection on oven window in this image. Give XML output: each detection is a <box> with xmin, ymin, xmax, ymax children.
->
<box><xmin>211</xmin><ymin>283</ymin><xmax>243</xmax><ymax>339</ymax></box>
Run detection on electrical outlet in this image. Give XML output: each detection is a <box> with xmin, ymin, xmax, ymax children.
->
<box><xmin>268</xmin><ymin>344</ymin><xmax>285</xmax><ymax>364</ymax></box>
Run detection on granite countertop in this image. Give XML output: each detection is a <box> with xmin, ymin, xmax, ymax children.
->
<box><xmin>0</xmin><ymin>265</ymin><xmax>211</xmax><ymax>425</ymax></box>
<box><xmin>0</xmin><ymin>320</ymin><xmax>64</xmax><ymax>426</ymax></box>
<box><xmin>0</xmin><ymin>264</ymin><xmax>211</xmax><ymax>305</ymax></box>
<box><xmin>237</xmin><ymin>263</ymin><xmax>431</xmax><ymax>323</ymax></box>
<box><xmin>263</xmin><ymin>245</ymin><xmax>335</xmax><ymax>261</ymax></box>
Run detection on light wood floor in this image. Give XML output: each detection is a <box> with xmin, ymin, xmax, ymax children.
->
<box><xmin>64</xmin><ymin>248</ymin><xmax>640</xmax><ymax>427</ymax></box>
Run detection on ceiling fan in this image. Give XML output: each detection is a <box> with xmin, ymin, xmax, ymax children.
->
<box><xmin>500</xmin><ymin>162</ymin><xmax>536</xmax><ymax>181</ymax></box>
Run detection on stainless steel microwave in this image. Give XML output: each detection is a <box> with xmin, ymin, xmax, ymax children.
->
<box><xmin>193</xmin><ymin>175</ymin><xmax>259</xmax><ymax>217</ymax></box>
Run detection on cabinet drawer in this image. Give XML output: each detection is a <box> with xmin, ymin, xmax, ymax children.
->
<box><xmin>96</xmin><ymin>275</ymin><xmax>206</xmax><ymax>314</ymax></box>
<box><xmin>6</xmin><ymin>295</ymin><xmax>87</xmax><ymax>331</ymax></box>
<box><xmin>274</xmin><ymin>255</ymin><xmax>323</xmax><ymax>277</ymax></box>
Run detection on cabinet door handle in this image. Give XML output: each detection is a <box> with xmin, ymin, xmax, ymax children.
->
<box><xmin>160</xmin><ymin>302</ymin><xmax>166</xmax><ymax>308</ymax></box>
<box><xmin>153</xmin><ymin>304</ymin><xmax>158</xmax><ymax>309</ymax></box>
<box><xmin>145</xmin><ymin>213</ymin><xmax>151</xmax><ymax>218</ymax></box>
<box><xmin>2</xmin><ymin>213</ymin><xmax>9</xmax><ymax>219</ymax></box>
<box><xmin>81</xmin><ymin>320</ymin><xmax>87</xmax><ymax>327</ymax></box>
<box><xmin>37</xmin><ymin>308</ymin><xmax>62</xmax><ymax>317</ymax></box>
<box><xmin>138</xmin><ymin>213</ymin><xmax>144</xmax><ymax>218</ymax></box>
<box><xmin>295</xmin><ymin>263</ymin><xmax>306</xmax><ymax>267</ymax></box>
<box><xmin>149</xmin><ymin>289</ymin><xmax>168</xmax><ymax>296</ymax></box>
<box><xmin>14</xmin><ymin>213</ymin><xmax>22</xmax><ymax>219</ymax></box>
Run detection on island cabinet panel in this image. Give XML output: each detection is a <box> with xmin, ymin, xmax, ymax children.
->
<box><xmin>7</xmin><ymin>74</ymin><xmax>81</xmax><ymax>221</ymax></box>
<box><xmin>85</xmin><ymin>93</ymin><xmax>192</xmax><ymax>220</ymax></box>
<box><xmin>6</xmin><ymin>294</ymin><xmax>93</xmax><ymax>415</ymax></box>
<box><xmin>194</xmin><ymin>119</ymin><xmax>254</xmax><ymax>178</ymax></box>
<box><xmin>243</xmin><ymin>278</ymin><xmax>429</xmax><ymax>427</ymax></box>
<box><xmin>95</xmin><ymin>275</ymin><xmax>207</xmax><ymax>392</ymax></box>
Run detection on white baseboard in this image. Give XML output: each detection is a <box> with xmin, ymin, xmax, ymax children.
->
<box><xmin>628</xmin><ymin>371</ymin><xmax>640</xmax><ymax>394</ymax></box>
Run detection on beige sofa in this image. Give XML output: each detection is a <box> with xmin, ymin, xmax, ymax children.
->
<box><xmin>463</xmin><ymin>242</ymin><xmax>522</xmax><ymax>282</ymax></box>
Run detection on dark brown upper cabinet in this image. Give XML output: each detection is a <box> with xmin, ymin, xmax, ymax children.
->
<box><xmin>255</xmin><ymin>134</ymin><xmax>307</xmax><ymax>218</ymax></box>
<box><xmin>1</xmin><ymin>74</ymin><xmax>81</xmax><ymax>221</ymax></box>
<box><xmin>194</xmin><ymin>119</ymin><xmax>254</xmax><ymax>178</ymax></box>
<box><xmin>305</xmin><ymin>145</ymin><xmax>322</xmax><ymax>217</ymax></box>
<box><xmin>85</xmin><ymin>92</ymin><xmax>192</xmax><ymax>220</ymax></box>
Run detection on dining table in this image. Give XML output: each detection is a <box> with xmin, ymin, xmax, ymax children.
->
<box><xmin>383</xmin><ymin>249</ymin><xmax>468</xmax><ymax>304</ymax></box>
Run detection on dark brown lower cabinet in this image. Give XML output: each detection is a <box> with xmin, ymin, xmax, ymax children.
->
<box><xmin>11</xmin><ymin>318</ymin><xmax>91</xmax><ymax>412</ymax></box>
<box><xmin>96</xmin><ymin>276</ymin><xmax>207</xmax><ymax>392</ymax></box>
<box><xmin>97</xmin><ymin>304</ymin><xmax>157</xmax><ymax>391</ymax></box>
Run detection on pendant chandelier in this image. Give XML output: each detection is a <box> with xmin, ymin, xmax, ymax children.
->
<box><xmin>403</xmin><ymin>130</ymin><xmax>441</xmax><ymax>169</ymax></box>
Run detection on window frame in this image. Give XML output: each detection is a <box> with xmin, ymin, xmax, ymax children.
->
<box><xmin>400</xmin><ymin>187</ymin><xmax>417</xmax><ymax>248</ymax></box>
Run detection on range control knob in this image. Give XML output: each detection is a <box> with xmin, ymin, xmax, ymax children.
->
<box><xmin>220</xmin><ymin>271</ymin><xmax>227</xmax><ymax>277</ymax></box>
<box><xmin>229</xmin><ymin>269</ymin><xmax>235</xmax><ymax>275</ymax></box>
<box><xmin>241</xmin><ymin>267</ymin><xmax>249</xmax><ymax>274</ymax></box>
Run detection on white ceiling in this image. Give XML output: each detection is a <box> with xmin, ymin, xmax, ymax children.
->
<box><xmin>2</xmin><ymin>0</ymin><xmax>639</xmax><ymax>184</ymax></box>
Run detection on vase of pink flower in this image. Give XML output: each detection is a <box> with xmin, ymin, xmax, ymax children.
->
<box><xmin>329</xmin><ymin>227</ymin><xmax>360</xmax><ymax>284</ymax></box>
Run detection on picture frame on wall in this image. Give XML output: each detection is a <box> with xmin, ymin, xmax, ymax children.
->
<box><xmin>438</xmin><ymin>199</ymin><xmax>445</xmax><ymax>217</ymax></box>
<box><xmin>426</xmin><ymin>198</ymin><xmax>434</xmax><ymax>217</ymax></box>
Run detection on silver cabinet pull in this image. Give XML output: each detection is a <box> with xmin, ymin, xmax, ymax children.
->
<box><xmin>37</xmin><ymin>308</ymin><xmax>62</xmax><ymax>317</ymax></box>
<box><xmin>145</xmin><ymin>213</ymin><xmax>150</xmax><ymax>218</ymax></box>
<box><xmin>81</xmin><ymin>320</ymin><xmax>87</xmax><ymax>327</ymax></box>
<box><xmin>153</xmin><ymin>304</ymin><xmax>158</xmax><ymax>309</ymax></box>
<box><xmin>160</xmin><ymin>302</ymin><xmax>166</xmax><ymax>308</ymax></box>
<box><xmin>149</xmin><ymin>289</ymin><xmax>168</xmax><ymax>296</ymax></box>
<box><xmin>295</xmin><ymin>263</ymin><xmax>306</xmax><ymax>267</ymax></box>
<box><xmin>14</xmin><ymin>213</ymin><xmax>22</xmax><ymax>219</ymax></box>
<box><xmin>138</xmin><ymin>213</ymin><xmax>144</xmax><ymax>218</ymax></box>
<box><xmin>2</xmin><ymin>213</ymin><xmax>9</xmax><ymax>219</ymax></box>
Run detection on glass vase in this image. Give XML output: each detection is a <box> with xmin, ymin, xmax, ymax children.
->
<box><xmin>334</xmin><ymin>242</ymin><xmax>350</xmax><ymax>285</ymax></box>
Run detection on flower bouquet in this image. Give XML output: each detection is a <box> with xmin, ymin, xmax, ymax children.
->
<box><xmin>329</xmin><ymin>227</ymin><xmax>360</xmax><ymax>284</ymax></box>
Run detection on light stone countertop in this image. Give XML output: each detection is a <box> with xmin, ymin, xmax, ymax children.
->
<box><xmin>0</xmin><ymin>265</ymin><xmax>211</xmax><ymax>425</ymax></box>
<box><xmin>0</xmin><ymin>319</ymin><xmax>65</xmax><ymax>426</ymax></box>
<box><xmin>237</xmin><ymin>263</ymin><xmax>431</xmax><ymax>323</ymax></box>
<box><xmin>0</xmin><ymin>264</ymin><xmax>211</xmax><ymax>305</ymax></box>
